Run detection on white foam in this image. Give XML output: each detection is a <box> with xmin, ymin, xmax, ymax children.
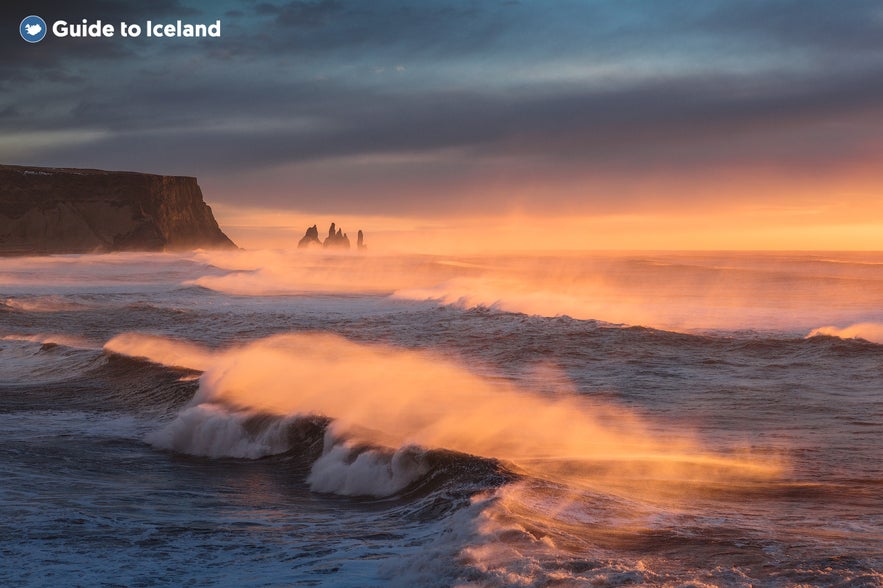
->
<box><xmin>307</xmin><ymin>431</ymin><xmax>430</xmax><ymax>496</ymax></box>
<box><xmin>147</xmin><ymin>404</ymin><xmax>429</xmax><ymax>497</ymax></box>
<box><xmin>146</xmin><ymin>404</ymin><xmax>294</xmax><ymax>459</ymax></box>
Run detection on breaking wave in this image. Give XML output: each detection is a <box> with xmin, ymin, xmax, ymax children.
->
<box><xmin>105</xmin><ymin>332</ymin><xmax>781</xmax><ymax>501</ymax></box>
<box><xmin>807</xmin><ymin>322</ymin><xmax>883</xmax><ymax>345</ymax></box>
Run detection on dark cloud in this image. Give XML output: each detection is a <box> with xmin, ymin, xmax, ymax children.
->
<box><xmin>5</xmin><ymin>0</ymin><xmax>883</xmax><ymax>215</ymax></box>
<box><xmin>696</xmin><ymin>0</ymin><xmax>883</xmax><ymax>54</ymax></box>
<box><xmin>270</xmin><ymin>0</ymin><xmax>342</xmax><ymax>26</ymax></box>
<box><xmin>0</xmin><ymin>0</ymin><xmax>198</xmax><ymax>85</ymax></box>
<box><xmin>237</xmin><ymin>0</ymin><xmax>517</xmax><ymax>59</ymax></box>
<box><xmin>28</xmin><ymin>62</ymin><xmax>883</xmax><ymax>175</ymax></box>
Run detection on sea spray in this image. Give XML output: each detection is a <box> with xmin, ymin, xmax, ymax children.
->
<box><xmin>105</xmin><ymin>332</ymin><xmax>214</xmax><ymax>371</ymax></box>
<box><xmin>3</xmin><ymin>251</ymin><xmax>879</xmax><ymax>586</ymax></box>
<box><xmin>106</xmin><ymin>331</ymin><xmax>782</xmax><ymax>502</ymax></box>
<box><xmin>103</xmin><ymin>330</ymin><xmax>793</xmax><ymax>582</ymax></box>
<box><xmin>807</xmin><ymin>322</ymin><xmax>883</xmax><ymax>344</ymax></box>
<box><xmin>187</xmin><ymin>249</ymin><xmax>883</xmax><ymax>333</ymax></box>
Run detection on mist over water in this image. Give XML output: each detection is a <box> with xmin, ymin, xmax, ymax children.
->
<box><xmin>2</xmin><ymin>250</ymin><xmax>882</xmax><ymax>586</ymax></box>
<box><xmin>184</xmin><ymin>249</ymin><xmax>883</xmax><ymax>334</ymax></box>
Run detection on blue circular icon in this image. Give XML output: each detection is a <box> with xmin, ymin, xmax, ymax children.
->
<box><xmin>20</xmin><ymin>15</ymin><xmax>47</xmax><ymax>43</ymax></box>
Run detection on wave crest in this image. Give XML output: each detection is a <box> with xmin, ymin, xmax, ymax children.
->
<box><xmin>807</xmin><ymin>322</ymin><xmax>883</xmax><ymax>344</ymax></box>
<box><xmin>112</xmin><ymin>331</ymin><xmax>781</xmax><ymax>501</ymax></box>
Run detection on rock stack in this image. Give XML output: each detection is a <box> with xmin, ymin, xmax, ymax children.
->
<box><xmin>296</xmin><ymin>222</ymin><xmax>366</xmax><ymax>251</ymax></box>
<box><xmin>323</xmin><ymin>222</ymin><xmax>350</xmax><ymax>249</ymax></box>
<box><xmin>297</xmin><ymin>224</ymin><xmax>321</xmax><ymax>248</ymax></box>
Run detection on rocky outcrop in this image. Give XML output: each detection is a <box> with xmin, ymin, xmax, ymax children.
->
<box><xmin>297</xmin><ymin>224</ymin><xmax>321</xmax><ymax>248</ymax></box>
<box><xmin>0</xmin><ymin>164</ymin><xmax>236</xmax><ymax>255</ymax></box>
<box><xmin>324</xmin><ymin>222</ymin><xmax>351</xmax><ymax>249</ymax></box>
<box><xmin>296</xmin><ymin>222</ymin><xmax>365</xmax><ymax>251</ymax></box>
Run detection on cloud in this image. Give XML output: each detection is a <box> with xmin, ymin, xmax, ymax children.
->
<box><xmin>4</xmin><ymin>0</ymin><xmax>883</xmax><ymax>216</ymax></box>
<box><xmin>0</xmin><ymin>0</ymin><xmax>197</xmax><ymax>86</ymax></box>
<box><xmin>22</xmin><ymin>62</ymin><xmax>883</xmax><ymax>170</ymax></box>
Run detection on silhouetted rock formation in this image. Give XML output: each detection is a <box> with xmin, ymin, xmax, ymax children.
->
<box><xmin>357</xmin><ymin>230</ymin><xmax>367</xmax><ymax>250</ymax></box>
<box><xmin>323</xmin><ymin>222</ymin><xmax>351</xmax><ymax>249</ymax></box>
<box><xmin>296</xmin><ymin>222</ymin><xmax>366</xmax><ymax>251</ymax></box>
<box><xmin>0</xmin><ymin>164</ymin><xmax>236</xmax><ymax>255</ymax></box>
<box><xmin>297</xmin><ymin>224</ymin><xmax>321</xmax><ymax>249</ymax></box>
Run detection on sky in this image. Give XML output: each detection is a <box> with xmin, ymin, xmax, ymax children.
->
<box><xmin>3</xmin><ymin>0</ymin><xmax>883</xmax><ymax>250</ymax></box>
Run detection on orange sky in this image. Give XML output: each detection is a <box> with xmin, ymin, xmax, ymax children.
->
<box><xmin>212</xmin><ymin>171</ymin><xmax>883</xmax><ymax>252</ymax></box>
<box><xmin>215</xmin><ymin>207</ymin><xmax>883</xmax><ymax>253</ymax></box>
<box><xmin>9</xmin><ymin>1</ymin><xmax>883</xmax><ymax>252</ymax></box>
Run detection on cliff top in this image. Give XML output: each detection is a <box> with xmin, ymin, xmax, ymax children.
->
<box><xmin>0</xmin><ymin>163</ymin><xmax>196</xmax><ymax>180</ymax></box>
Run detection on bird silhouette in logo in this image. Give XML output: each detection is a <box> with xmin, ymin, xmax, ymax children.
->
<box><xmin>24</xmin><ymin>23</ymin><xmax>43</xmax><ymax>36</ymax></box>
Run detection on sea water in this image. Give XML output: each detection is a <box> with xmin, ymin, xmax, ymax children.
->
<box><xmin>1</xmin><ymin>250</ymin><xmax>881</xmax><ymax>586</ymax></box>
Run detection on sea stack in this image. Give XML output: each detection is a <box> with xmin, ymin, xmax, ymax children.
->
<box><xmin>296</xmin><ymin>222</ymin><xmax>366</xmax><ymax>251</ymax></box>
<box><xmin>297</xmin><ymin>224</ymin><xmax>321</xmax><ymax>248</ymax></box>
<box><xmin>0</xmin><ymin>164</ymin><xmax>236</xmax><ymax>255</ymax></box>
<box><xmin>323</xmin><ymin>222</ymin><xmax>351</xmax><ymax>249</ymax></box>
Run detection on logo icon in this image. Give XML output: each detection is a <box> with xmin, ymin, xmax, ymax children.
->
<box><xmin>20</xmin><ymin>15</ymin><xmax>47</xmax><ymax>43</ymax></box>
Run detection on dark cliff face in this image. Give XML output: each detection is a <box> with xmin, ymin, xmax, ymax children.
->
<box><xmin>0</xmin><ymin>165</ymin><xmax>236</xmax><ymax>254</ymax></box>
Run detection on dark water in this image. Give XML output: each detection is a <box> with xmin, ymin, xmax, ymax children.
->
<box><xmin>1</xmin><ymin>251</ymin><xmax>881</xmax><ymax>586</ymax></box>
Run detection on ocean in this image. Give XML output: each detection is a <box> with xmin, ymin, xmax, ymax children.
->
<box><xmin>1</xmin><ymin>250</ymin><xmax>881</xmax><ymax>587</ymax></box>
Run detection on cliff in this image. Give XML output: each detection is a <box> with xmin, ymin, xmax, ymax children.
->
<box><xmin>0</xmin><ymin>164</ymin><xmax>236</xmax><ymax>255</ymax></box>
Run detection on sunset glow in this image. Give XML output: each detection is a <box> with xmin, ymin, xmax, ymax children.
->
<box><xmin>215</xmin><ymin>203</ymin><xmax>883</xmax><ymax>252</ymax></box>
<box><xmin>4</xmin><ymin>2</ymin><xmax>882</xmax><ymax>252</ymax></box>
<box><xmin>4</xmin><ymin>1</ymin><xmax>882</xmax><ymax>585</ymax></box>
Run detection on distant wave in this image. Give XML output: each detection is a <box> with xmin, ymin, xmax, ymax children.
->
<box><xmin>104</xmin><ymin>333</ymin><xmax>214</xmax><ymax>371</ymax></box>
<box><xmin>12</xmin><ymin>248</ymin><xmax>864</xmax><ymax>335</ymax></box>
<box><xmin>1</xmin><ymin>333</ymin><xmax>98</xmax><ymax>349</ymax></box>
<box><xmin>3</xmin><ymin>296</ymin><xmax>94</xmax><ymax>313</ymax></box>
<box><xmin>807</xmin><ymin>322</ymin><xmax>883</xmax><ymax>344</ymax></box>
<box><xmin>0</xmin><ymin>334</ymin><xmax>101</xmax><ymax>385</ymax></box>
